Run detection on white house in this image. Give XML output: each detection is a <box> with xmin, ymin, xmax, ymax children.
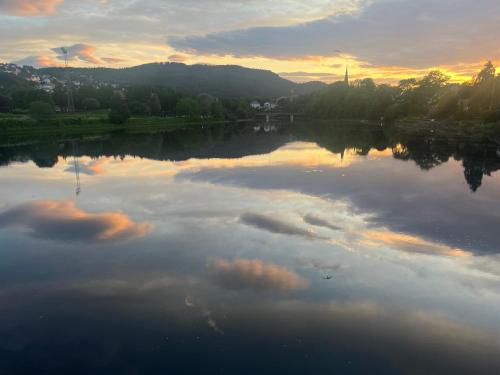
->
<box><xmin>263</xmin><ymin>102</ymin><xmax>277</xmax><ymax>111</ymax></box>
<box><xmin>250</xmin><ymin>100</ymin><xmax>261</xmax><ymax>110</ymax></box>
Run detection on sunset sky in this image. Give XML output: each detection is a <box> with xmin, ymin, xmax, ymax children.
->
<box><xmin>1</xmin><ymin>0</ymin><xmax>499</xmax><ymax>83</ymax></box>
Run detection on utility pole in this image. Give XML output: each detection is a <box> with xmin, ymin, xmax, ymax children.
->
<box><xmin>61</xmin><ymin>47</ymin><xmax>74</xmax><ymax>112</ymax></box>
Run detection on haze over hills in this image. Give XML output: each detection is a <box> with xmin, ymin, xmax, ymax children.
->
<box><xmin>39</xmin><ymin>62</ymin><xmax>327</xmax><ymax>98</ymax></box>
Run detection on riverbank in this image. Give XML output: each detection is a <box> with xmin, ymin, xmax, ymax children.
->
<box><xmin>389</xmin><ymin>118</ymin><xmax>500</xmax><ymax>143</ymax></box>
<box><xmin>0</xmin><ymin>112</ymin><xmax>234</xmax><ymax>143</ymax></box>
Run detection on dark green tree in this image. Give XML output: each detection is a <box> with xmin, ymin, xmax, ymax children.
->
<box><xmin>108</xmin><ymin>92</ymin><xmax>130</xmax><ymax>124</ymax></box>
<box><xmin>81</xmin><ymin>97</ymin><xmax>100</xmax><ymax>111</ymax></box>
<box><xmin>176</xmin><ymin>97</ymin><xmax>200</xmax><ymax>118</ymax></box>
<box><xmin>0</xmin><ymin>94</ymin><xmax>13</xmax><ymax>113</ymax></box>
<box><xmin>129</xmin><ymin>100</ymin><xmax>150</xmax><ymax>115</ymax></box>
<box><xmin>149</xmin><ymin>93</ymin><xmax>162</xmax><ymax>116</ymax></box>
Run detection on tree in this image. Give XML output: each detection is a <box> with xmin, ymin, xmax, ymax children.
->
<box><xmin>474</xmin><ymin>61</ymin><xmax>496</xmax><ymax>86</ymax></box>
<box><xmin>108</xmin><ymin>92</ymin><xmax>130</xmax><ymax>124</ymax></box>
<box><xmin>12</xmin><ymin>88</ymin><xmax>52</xmax><ymax>109</ymax></box>
<box><xmin>0</xmin><ymin>94</ymin><xmax>13</xmax><ymax>113</ymax></box>
<box><xmin>149</xmin><ymin>93</ymin><xmax>162</xmax><ymax>116</ymax></box>
<box><xmin>29</xmin><ymin>101</ymin><xmax>55</xmax><ymax>122</ymax></box>
<box><xmin>129</xmin><ymin>100</ymin><xmax>150</xmax><ymax>115</ymax></box>
<box><xmin>81</xmin><ymin>97</ymin><xmax>100</xmax><ymax>111</ymax></box>
<box><xmin>210</xmin><ymin>101</ymin><xmax>225</xmax><ymax>119</ymax></box>
<box><xmin>176</xmin><ymin>97</ymin><xmax>200</xmax><ymax>118</ymax></box>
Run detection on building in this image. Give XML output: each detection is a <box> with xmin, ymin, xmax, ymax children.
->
<box><xmin>344</xmin><ymin>66</ymin><xmax>349</xmax><ymax>86</ymax></box>
<box><xmin>263</xmin><ymin>102</ymin><xmax>277</xmax><ymax>111</ymax></box>
<box><xmin>39</xmin><ymin>77</ymin><xmax>55</xmax><ymax>93</ymax></box>
<box><xmin>250</xmin><ymin>100</ymin><xmax>261</xmax><ymax>110</ymax></box>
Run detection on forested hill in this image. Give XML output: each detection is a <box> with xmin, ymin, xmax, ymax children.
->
<box><xmin>39</xmin><ymin>63</ymin><xmax>326</xmax><ymax>97</ymax></box>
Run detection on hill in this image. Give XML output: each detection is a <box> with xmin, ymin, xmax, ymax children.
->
<box><xmin>39</xmin><ymin>63</ymin><xmax>326</xmax><ymax>98</ymax></box>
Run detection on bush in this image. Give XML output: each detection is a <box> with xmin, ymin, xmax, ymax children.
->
<box><xmin>108</xmin><ymin>92</ymin><xmax>130</xmax><ymax>124</ymax></box>
<box><xmin>29</xmin><ymin>101</ymin><xmax>55</xmax><ymax>122</ymax></box>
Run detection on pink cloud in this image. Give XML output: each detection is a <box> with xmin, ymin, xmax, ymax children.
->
<box><xmin>0</xmin><ymin>0</ymin><xmax>64</xmax><ymax>16</ymax></box>
<box><xmin>208</xmin><ymin>258</ymin><xmax>308</xmax><ymax>292</ymax></box>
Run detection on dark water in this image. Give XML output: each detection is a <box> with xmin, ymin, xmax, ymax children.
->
<box><xmin>1</xmin><ymin>121</ymin><xmax>500</xmax><ymax>374</ymax></box>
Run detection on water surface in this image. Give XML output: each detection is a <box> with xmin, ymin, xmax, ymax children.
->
<box><xmin>1</xmin><ymin>122</ymin><xmax>500</xmax><ymax>374</ymax></box>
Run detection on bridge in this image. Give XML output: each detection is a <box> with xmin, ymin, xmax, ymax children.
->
<box><xmin>254</xmin><ymin>112</ymin><xmax>304</xmax><ymax>123</ymax></box>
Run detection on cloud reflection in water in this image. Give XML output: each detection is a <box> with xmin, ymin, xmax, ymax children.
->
<box><xmin>208</xmin><ymin>257</ymin><xmax>308</xmax><ymax>292</ymax></box>
<box><xmin>0</xmin><ymin>200</ymin><xmax>153</xmax><ymax>244</ymax></box>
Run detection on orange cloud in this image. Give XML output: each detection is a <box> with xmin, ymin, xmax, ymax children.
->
<box><xmin>53</xmin><ymin>44</ymin><xmax>102</xmax><ymax>65</ymax></box>
<box><xmin>361</xmin><ymin>230</ymin><xmax>471</xmax><ymax>257</ymax></box>
<box><xmin>14</xmin><ymin>55</ymin><xmax>60</xmax><ymax>68</ymax></box>
<box><xmin>208</xmin><ymin>258</ymin><xmax>308</xmax><ymax>292</ymax></box>
<box><xmin>0</xmin><ymin>200</ymin><xmax>153</xmax><ymax>243</ymax></box>
<box><xmin>1</xmin><ymin>0</ymin><xmax>63</xmax><ymax>16</ymax></box>
<box><xmin>169</xmin><ymin>54</ymin><xmax>188</xmax><ymax>63</ymax></box>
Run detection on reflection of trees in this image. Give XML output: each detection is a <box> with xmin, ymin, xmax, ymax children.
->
<box><xmin>1</xmin><ymin>121</ymin><xmax>500</xmax><ymax>192</ymax></box>
<box><xmin>296</xmin><ymin>121</ymin><xmax>500</xmax><ymax>192</ymax></box>
<box><xmin>392</xmin><ymin>138</ymin><xmax>451</xmax><ymax>170</ymax></box>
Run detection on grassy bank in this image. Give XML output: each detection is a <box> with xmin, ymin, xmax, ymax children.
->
<box><xmin>0</xmin><ymin>112</ymin><xmax>231</xmax><ymax>139</ymax></box>
<box><xmin>389</xmin><ymin>118</ymin><xmax>500</xmax><ymax>143</ymax></box>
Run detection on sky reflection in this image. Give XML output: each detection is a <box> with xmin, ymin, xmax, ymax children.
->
<box><xmin>1</xmin><ymin>125</ymin><xmax>500</xmax><ymax>373</ymax></box>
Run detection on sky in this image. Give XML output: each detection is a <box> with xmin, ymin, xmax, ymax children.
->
<box><xmin>0</xmin><ymin>0</ymin><xmax>499</xmax><ymax>83</ymax></box>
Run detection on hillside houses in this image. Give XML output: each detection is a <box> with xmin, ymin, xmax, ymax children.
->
<box><xmin>250</xmin><ymin>100</ymin><xmax>278</xmax><ymax>111</ymax></box>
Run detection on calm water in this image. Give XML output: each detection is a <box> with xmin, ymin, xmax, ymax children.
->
<box><xmin>1</xmin><ymin>122</ymin><xmax>500</xmax><ymax>374</ymax></box>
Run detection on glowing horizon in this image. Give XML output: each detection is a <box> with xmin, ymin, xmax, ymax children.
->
<box><xmin>1</xmin><ymin>0</ymin><xmax>499</xmax><ymax>84</ymax></box>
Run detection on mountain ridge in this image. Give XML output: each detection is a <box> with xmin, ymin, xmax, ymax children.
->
<box><xmin>38</xmin><ymin>62</ymin><xmax>326</xmax><ymax>97</ymax></box>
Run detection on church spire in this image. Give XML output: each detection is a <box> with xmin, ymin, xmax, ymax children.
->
<box><xmin>344</xmin><ymin>66</ymin><xmax>349</xmax><ymax>86</ymax></box>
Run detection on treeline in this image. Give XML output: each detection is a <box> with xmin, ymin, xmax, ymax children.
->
<box><xmin>0</xmin><ymin>81</ymin><xmax>255</xmax><ymax>123</ymax></box>
<box><xmin>304</xmin><ymin>61</ymin><xmax>500</xmax><ymax>123</ymax></box>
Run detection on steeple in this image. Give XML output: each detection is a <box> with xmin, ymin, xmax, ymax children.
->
<box><xmin>344</xmin><ymin>66</ymin><xmax>349</xmax><ymax>86</ymax></box>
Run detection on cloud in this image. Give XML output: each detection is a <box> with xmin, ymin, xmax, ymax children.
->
<box><xmin>0</xmin><ymin>0</ymin><xmax>63</xmax><ymax>16</ymax></box>
<box><xmin>168</xmin><ymin>0</ymin><xmax>500</xmax><ymax>68</ymax></box>
<box><xmin>208</xmin><ymin>257</ymin><xmax>308</xmax><ymax>292</ymax></box>
<box><xmin>303</xmin><ymin>214</ymin><xmax>341</xmax><ymax>231</ymax></box>
<box><xmin>101</xmin><ymin>57</ymin><xmax>126</xmax><ymax>64</ymax></box>
<box><xmin>361</xmin><ymin>230</ymin><xmax>471</xmax><ymax>258</ymax></box>
<box><xmin>52</xmin><ymin>44</ymin><xmax>102</xmax><ymax>65</ymax></box>
<box><xmin>0</xmin><ymin>200</ymin><xmax>153</xmax><ymax>243</ymax></box>
<box><xmin>181</xmin><ymin>144</ymin><xmax>500</xmax><ymax>255</ymax></box>
<box><xmin>13</xmin><ymin>55</ymin><xmax>60</xmax><ymax>68</ymax></box>
<box><xmin>168</xmin><ymin>53</ymin><xmax>187</xmax><ymax>63</ymax></box>
<box><xmin>240</xmin><ymin>212</ymin><xmax>326</xmax><ymax>240</ymax></box>
<box><xmin>65</xmin><ymin>159</ymin><xmax>106</xmax><ymax>176</ymax></box>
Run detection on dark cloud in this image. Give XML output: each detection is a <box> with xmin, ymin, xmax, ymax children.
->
<box><xmin>208</xmin><ymin>257</ymin><xmax>308</xmax><ymax>292</ymax></box>
<box><xmin>0</xmin><ymin>200</ymin><xmax>152</xmax><ymax>243</ymax></box>
<box><xmin>240</xmin><ymin>212</ymin><xmax>326</xmax><ymax>240</ymax></box>
<box><xmin>303</xmin><ymin>214</ymin><xmax>341</xmax><ymax>231</ymax></box>
<box><xmin>169</xmin><ymin>0</ymin><xmax>500</xmax><ymax>67</ymax></box>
